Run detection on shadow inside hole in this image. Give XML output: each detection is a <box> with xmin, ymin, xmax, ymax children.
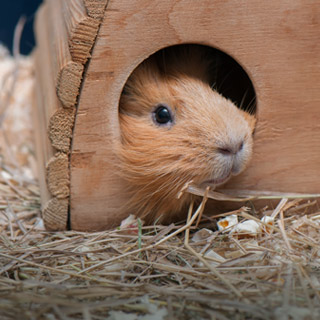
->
<box><xmin>208</xmin><ymin>46</ymin><xmax>257</xmax><ymax>114</ymax></box>
<box><xmin>153</xmin><ymin>44</ymin><xmax>257</xmax><ymax>114</ymax></box>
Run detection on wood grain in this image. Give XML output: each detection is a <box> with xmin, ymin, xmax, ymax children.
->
<box><xmin>34</xmin><ymin>0</ymin><xmax>106</xmax><ymax>230</ymax></box>
<box><xmin>83</xmin><ymin>0</ymin><xmax>108</xmax><ymax>20</ymax></box>
<box><xmin>33</xmin><ymin>4</ymin><xmax>57</xmax><ymax>215</ymax></box>
<box><xmin>62</xmin><ymin>0</ymin><xmax>100</xmax><ymax>64</ymax></box>
<box><xmin>46</xmin><ymin>0</ymin><xmax>84</xmax><ymax>109</ymax></box>
<box><xmin>49</xmin><ymin>108</ymin><xmax>76</xmax><ymax>152</ymax></box>
<box><xmin>70</xmin><ymin>0</ymin><xmax>320</xmax><ymax>230</ymax></box>
<box><xmin>43</xmin><ymin>198</ymin><xmax>69</xmax><ymax>231</ymax></box>
<box><xmin>34</xmin><ymin>2</ymin><xmax>70</xmax><ymax>230</ymax></box>
<box><xmin>46</xmin><ymin>153</ymin><xmax>70</xmax><ymax>199</ymax></box>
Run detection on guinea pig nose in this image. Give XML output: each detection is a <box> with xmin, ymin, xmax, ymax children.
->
<box><xmin>217</xmin><ymin>146</ymin><xmax>234</xmax><ymax>156</ymax></box>
<box><xmin>218</xmin><ymin>141</ymin><xmax>244</xmax><ymax>156</ymax></box>
<box><xmin>238</xmin><ymin>141</ymin><xmax>244</xmax><ymax>152</ymax></box>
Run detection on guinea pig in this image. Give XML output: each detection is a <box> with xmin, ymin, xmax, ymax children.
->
<box><xmin>117</xmin><ymin>45</ymin><xmax>256</xmax><ymax>224</ymax></box>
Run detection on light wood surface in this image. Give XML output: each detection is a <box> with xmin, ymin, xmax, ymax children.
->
<box><xmin>34</xmin><ymin>0</ymin><xmax>320</xmax><ymax>231</ymax></box>
<box><xmin>62</xmin><ymin>0</ymin><xmax>100</xmax><ymax>64</ymax></box>
<box><xmin>71</xmin><ymin>0</ymin><xmax>320</xmax><ymax>230</ymax></box>
<box><xmin>46</xmin><ymin>0</ymin><xmax>84</xmax><ymax>109</ymax></box>
<box><xmin>34</xmin><ymin>0</ymin><xmax>105</xmax><ymax>230</ymax></box>
<box><xmin>33</xmin><ymin>4</ymin><xmax>57</xmax><ymax>219</ymax></box>
<box><xmin>34</xmin><ymin>2</ymin><xmax>70</xmax><ymax>230</ymax></box>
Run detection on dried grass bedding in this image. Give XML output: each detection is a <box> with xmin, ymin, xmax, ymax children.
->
<box><xmin>0</xmin><ymin>46</ymin><xmax>320</xmax><ymax>320</ymax></box>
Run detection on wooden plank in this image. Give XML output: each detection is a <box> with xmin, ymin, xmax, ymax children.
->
<box><xmin>34</xmin><ymin>0</ymin><xmax>105</xmax><ymax>230</ymax></box>
<box><xmin>62</xmin><ymin>0</ymin><xmax>100</xmax><ymax>64</ymax></box>
<box><xmin>83</xmin><ymin>0</ymin><xmax>108</xmax><ymax>20</ymax></box>
<box><xmin>34</xmin><ymin>0</ymin><xmax>80</xmax><ymax>230</ymax></box>
<box><xmin>46</xmin><ymin>0</ymin><xmax>84</xmax><ymax>109</ymax></box>
<box><xmin>34</xmin><ymin>4</ymin><xmax>60</xmax><ymax>136</ymax></box>
<box><xmin>33</xmin><ymin>50</ymin><xmax>53</xmax><ymax>209</ymax></box>
<box><xmin>70</xmin><ymin>0</ymin><xmax>320</xmax><ymax>231</ymax></box>
<box><xmin>33</xmin><ymin>4</ymin><xmax>56</xmax><ymax>210</ymax></box>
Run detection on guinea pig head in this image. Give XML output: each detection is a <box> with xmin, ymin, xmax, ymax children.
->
<box><xmin>117</xmin><ymin>54</ymin><xmax>256</xmax><ymax>223</ymax></box>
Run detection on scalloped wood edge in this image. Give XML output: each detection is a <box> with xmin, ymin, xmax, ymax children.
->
<box><xmin>83</xmin><ymin>0</ymin><xmax>108</xmax><ymax>20</ymax></box>
<box><xmin>46</xmin><ymin>152</ymin><xmax>70</xmax><ymax>199</ymax></box>
<box><xmin>49</xmin><ymin>108</ymin><xmax>75</xmax><ymax>152</ymax></box>
<box><xmin>34</xmin><ymin>0</ymin><xmax>107</xmax><ymax>230</ymax></box>
<box><xmin>43</xmin><ymin>198</ymin><xmax>69</xmax><ymax>231</ymax></box>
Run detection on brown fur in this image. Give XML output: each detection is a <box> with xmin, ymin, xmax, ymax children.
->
<box><xmin>117</xmin><ymin>46</ymin><xmax>256</xmax><ymax>224</ymax></box>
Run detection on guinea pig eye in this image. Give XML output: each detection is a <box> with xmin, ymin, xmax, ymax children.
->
<box><xmin>152</xmin><ymin>104</ymin><xmax>174</xmax><ymax>125</ymax></box>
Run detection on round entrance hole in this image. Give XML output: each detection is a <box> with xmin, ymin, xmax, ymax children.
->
<box><xmin>117</xmin><ymin>43</ymin><xmax>257</xmax><ymax>225</ymax></box>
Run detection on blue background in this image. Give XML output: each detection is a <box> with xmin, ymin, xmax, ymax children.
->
<box><xmin>0</xmin><ymin>0</ymin><xmax>43</xmax><ymax>55</ymax></box>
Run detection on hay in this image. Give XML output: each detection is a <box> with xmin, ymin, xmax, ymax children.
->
<box><xmin>1</xmin><ymin>47</ymin><xmax>320</xmax><ymax>320</ymax></box>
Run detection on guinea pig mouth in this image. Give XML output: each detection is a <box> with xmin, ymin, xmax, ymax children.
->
<box><xmin>201</xmin><ymin>172</ymin><xmax>231</xmax><ymax>187</ymax></box>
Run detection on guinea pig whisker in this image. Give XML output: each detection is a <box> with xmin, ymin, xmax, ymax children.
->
<box><xmin>215</xmin><ymin>69</ymin><xmax>234</xmax><ymax>92</ymax></box>
<box><xmin>210</xmin><ymin>81</ymin><xmax>217</xmax><ymax>91</ymax></box>
<box><xmin>239</xmin><ymin>88</ymin><xmax>249</xmax><ymax>110</ymax></box>
<box><xmin>246</xmin><ymin>95</ymin><xmax>257</xmax><ymax>114</ymax></box>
